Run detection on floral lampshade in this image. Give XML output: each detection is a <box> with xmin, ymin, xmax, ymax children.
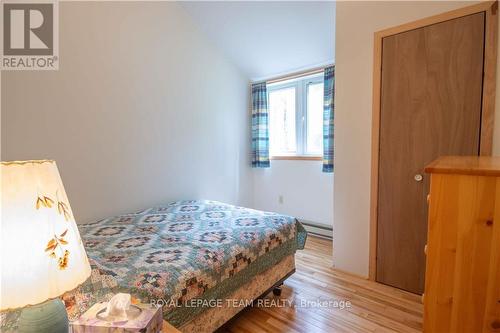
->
<box><xmin>0</xmin><ymin>160</ymin><xmax>91</xmax><ymax>310</ymax></box>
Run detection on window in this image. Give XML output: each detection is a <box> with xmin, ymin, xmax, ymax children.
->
<box><xmin>268</xmin><ymin>74</ymin><xmax>324</xmax><ymax>157</ymax></box>
<box><xmin>269</xmin><ymin>86</ymin><xmax>297</xmax><ymax>155</ymax></box>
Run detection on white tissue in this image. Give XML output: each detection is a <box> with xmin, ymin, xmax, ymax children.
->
<box><xmin>103</xmin><ymin>293</ymin><xmax>131</xmax><ymax>321</ymax></box>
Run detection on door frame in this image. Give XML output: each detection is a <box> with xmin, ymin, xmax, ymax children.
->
<box><xmin>369</xmin><ymin>1</ymin><xmax>498</xmax><ymax>282</ymax></box>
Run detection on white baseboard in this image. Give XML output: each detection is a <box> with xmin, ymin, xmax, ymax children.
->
<box><xmin>299</xmin><ymin>220</ymin><xmax>333</xmax><ymax>239</ymax></box>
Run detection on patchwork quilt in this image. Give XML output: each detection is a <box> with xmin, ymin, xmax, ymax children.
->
<box><xmin>78</xmin><ymin>200</ymin><xmax>306</xmax><ymax>326</ymax></box>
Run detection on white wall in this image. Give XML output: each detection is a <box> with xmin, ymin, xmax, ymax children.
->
<box><xmin>1</xmin><ymin>2</ymin><xmax>251</xmax><ymax>223</ymax></box>
<box><xmin>253</xmin><ymin>160</ymin><xmax>333</xmax><ymax>227</ymax></box>
<box><xmin>333</xmin><ymin>1</ymin><xmax>500</xmax><ymax>277</ymax></box>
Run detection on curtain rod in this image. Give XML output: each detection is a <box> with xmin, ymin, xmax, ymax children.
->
<box><xmin>252</xmin><ymin>62</ymin><xmax>334</xmax><ymax>85</ymax></box>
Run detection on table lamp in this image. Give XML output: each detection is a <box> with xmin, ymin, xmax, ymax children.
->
<box><xmin>1</xmin><ymin>160</ymin><xmax>91</xmax><ymax>333</ymax></box>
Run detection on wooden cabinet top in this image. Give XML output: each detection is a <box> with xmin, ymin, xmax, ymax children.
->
<box><xmin>425</xmin><ymin>156</ymin><xmax>500</xmax><ymax>176</ymax></box>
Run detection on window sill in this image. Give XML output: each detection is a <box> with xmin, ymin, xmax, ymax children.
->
<box><xmin>270</xmin><ymin>155</ymin><xmax>322</xmax><ymax>161</ymax></box>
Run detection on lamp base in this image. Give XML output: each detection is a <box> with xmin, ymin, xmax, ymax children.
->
<box><xmin>18</xmin><ymin>298</ymin><xmax>69</xmax><ymax>333</ymax></box>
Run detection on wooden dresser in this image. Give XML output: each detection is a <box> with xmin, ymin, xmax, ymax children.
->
<box><xmin>424</xmin><ymin>156</ymin><xmax>500</xmax><ymax>332</ymax></box>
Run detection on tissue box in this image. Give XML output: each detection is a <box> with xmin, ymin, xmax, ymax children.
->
<box><xmin>71</xmin><ymin>302</ymin><xmax>164</xmax><ymax>333</ymax></box>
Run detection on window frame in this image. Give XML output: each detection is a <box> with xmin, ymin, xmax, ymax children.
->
<box><xmin>267</xmin><ymin>73</ymin><xmax>324</xmax><ymax>159</ymax></box>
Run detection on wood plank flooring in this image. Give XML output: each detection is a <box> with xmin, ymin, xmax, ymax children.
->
<box><xmin>217</xmin><ymin>236</ymin><xmax>423</xmax><ymax>333</ymax></box>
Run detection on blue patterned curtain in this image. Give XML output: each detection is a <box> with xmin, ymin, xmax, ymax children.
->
<box><xmin>322</xmin><ymin>66</ymin><xmax>335</xmax><ymax>173</ymax></box>
<box><xmin>251</xmin><ymin>82</ymin><xmax>270</xmax><ymax>168</ymax></box>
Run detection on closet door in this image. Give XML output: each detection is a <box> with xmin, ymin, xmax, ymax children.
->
<box><xmin>376</xmin><ymin>12</ymin><xmax>484</xmax><ymax>294</ymax></box>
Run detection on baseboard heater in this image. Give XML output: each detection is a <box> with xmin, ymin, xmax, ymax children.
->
<box><xmin>299</xmin><ymin>220</ymin><xmax>332</xmax><ymax>239</ymax></box>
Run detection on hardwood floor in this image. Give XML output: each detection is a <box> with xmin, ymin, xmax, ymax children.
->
<box><xmin>217</xmin><ymin>236</ymin><xmax>423</xmax><ymax>333</ymax></box>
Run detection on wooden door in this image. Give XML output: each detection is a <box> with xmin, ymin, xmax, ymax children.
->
<box><xmin>376</xmin><ymin>13</ymin><xmax>485</xmax><ymax>294</ymax></box>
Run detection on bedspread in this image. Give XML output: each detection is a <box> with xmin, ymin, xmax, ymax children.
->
<box><xmin>78</xmin><ymin>200</ymin><xmax>306</xmax><ymax>326</ymax></box>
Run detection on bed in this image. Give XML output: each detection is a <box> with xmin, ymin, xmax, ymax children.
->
<box><xmin>71</xmin><ymin>200</ymin><xmax>306</xmax><ymax>332</ymax></box>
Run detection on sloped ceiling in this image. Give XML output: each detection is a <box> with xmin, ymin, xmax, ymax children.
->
<box><xmin>180</xmin><ymin>1</ymin><xmax>335</xmax><ymax>81</ymax></box>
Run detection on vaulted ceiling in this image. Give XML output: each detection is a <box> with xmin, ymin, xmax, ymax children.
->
<box><xmin>180</xmin><ymin>1</ymin><xmax>335</xmax><ymax>81</ymax></box>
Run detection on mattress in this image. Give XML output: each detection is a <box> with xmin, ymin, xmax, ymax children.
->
<box><xmin>77</xmin><ymin>200</ymin><xmax>307</xmax><ymax>327</ymax></box>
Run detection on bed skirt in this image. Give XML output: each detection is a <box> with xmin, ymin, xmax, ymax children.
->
<box><xmin>172</xmin><ymin>254</ymin><xmax>296</xmax><ymax>333</ymax></box>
